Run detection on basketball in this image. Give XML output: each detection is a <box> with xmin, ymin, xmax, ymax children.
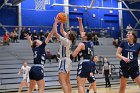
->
<box><xmin>57</xmin><ymin>12</ymin><xmax>67</xmax><ymax>23</ymax></box>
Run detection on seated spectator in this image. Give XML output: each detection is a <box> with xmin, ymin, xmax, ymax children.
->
<box><xmin>45</xmin><ymin>48</ymin><xmax>58</xmax><ymax>63</ymax></box>
<box><xmin>3</xmin><ymin>31</ymin><xmax>9</xmax><ymax>45</ymax></box>
<box><xmin>39</xmin><ymin>29</ymin><xmax>45</xmax><ymax>41</ymax></box>
<box><xmin>14</xmin><ymin>27</ymin><xmax>19</xmax><ymax>36</ymax></box>
<box><xmin>32</xmin><ymin>30</ymin><xmax>38</xmax><ymax>40</ymax></box>
<box><xmin>20</xmin><ymin>27</ymin><xmax>26</xmax><ymax>40</ymax></box>
<box><xmin>45</xmin><ymin>30</ymin><xmax>49</xmax><ymax>38</ymax></box>
<box><xmin>10</xmin><ymin>31</ymin><xmax>18</xmax><ymax>43</ymax></box>
<box><xmin>13</xmin><ymin>30</ymin><xmax>18</xmax><ymax>43</ymax></box>
<box><xmin>26</xmin><ymin>27</ymin><xmax>32</xmax><ymax>36</ymax></box>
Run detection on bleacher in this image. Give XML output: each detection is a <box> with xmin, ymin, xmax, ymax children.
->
<box><xmin>0</xmin><ymin>38</ymin><xmax>135</xmax><ymax>92</ymax></box>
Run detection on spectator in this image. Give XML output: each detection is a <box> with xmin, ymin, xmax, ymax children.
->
<box><xmin>32</xmin><ymin>30</ymin><xmax>38</xmax><ymax>40</ymax></box>
<box><xmin>18</xmin><ymin>61</ymin><xmax>30</xmax><ymax>93</ymax></box>
<box><xmin>126</xmin><ymin>24</ymin><xmax>133</xmax><ymax>37</ymax></box>
<box><xmin>45</xmin><ymin>30</ymin><xmax>49</xmax><ymax>38</ymax></box>
<box><xmin>126</xmin><ymin>24</ymin><xmax>133</xmax><ymax>32</ymax></box>
<box><xmin>20</xmin><ymin>27</ymin><xmax>26</xmax><ymax>40</ymax></box>
<box><xmin>93</xmin><ymin>35</ymin><xmax>99</xmax><ymax>45</ymax></box>
<box><xmin>102</xmin><ymin>57</ymin><xmax>111</xmax><ymax>87</ymax></box>
<box><xmin>13</xmin><ymin>30</ymin><xmax>18</xmax><ymax>43</ymax></box>
<box><xmin>26</xmin><ymin>28</ymin><xmax>32</xmax><ymax>36</ymax></box>
<box><xmin>10</xmin><ymin>31</ymin><xmax>18</xmax><ymax>43</ymax></box>
<box><xmin>14</xmin><ymin>27</ymin><xmax>19</xmax><ymax>36</ymax></box>
<box><xmin>3</xmin><ymin>31</ymin><xmax>9</xmax><ymax>46</ymax></box>
<box><xmin>39</xmin><ymin>29</ymin><xmax>45</xmax><ymax>41</ymax></box>
<box><xmin>45</xmin><ymin>48</ymin><xmax>58</xmax><ymax>63</ymax></box>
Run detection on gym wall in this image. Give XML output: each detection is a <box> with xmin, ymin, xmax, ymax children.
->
<box><xmin>0</xmin><ymin>7</ymin><xmax>18</xmax><ymax>36</ymax></box>
<box><xmin>0</xmin><ymin>0</ymin><xmax>140</xmax><ymax>38</ymax></box>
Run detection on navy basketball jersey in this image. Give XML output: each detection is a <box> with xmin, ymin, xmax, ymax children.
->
<box><xmin>79</xmin><ymin>41</ymin><xmax>93</xmax><ymax>60</ymax></box>
<box><xmin>90</xmin><ymin>61</ymin><xmax>96</xmax><ymax>73</ymax></box>
<box><xmin>119</xmin><ymin>41</ymin><xmax>140</xmax><ymax>67</ymax></box>
<box><xmin>32</xmin><ymin>42</ymin><xmax>46</xmax><ymax>65</ymax></box>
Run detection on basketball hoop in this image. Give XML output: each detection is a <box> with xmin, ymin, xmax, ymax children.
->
<box><xmin>34</xmin><ymin>0</ymin><xmax>46</xmax><ymax>11</ymax></box>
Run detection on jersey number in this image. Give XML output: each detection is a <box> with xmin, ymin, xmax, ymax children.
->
<box><xmin>34</xmin><ymin>51</ymin><xmax>37</xmax><ymax>58</ymax></box>
<box><xmin>88</xmin><ymin>48</ymin><xmax>91</xmax><ymax>55</ymax></box>
<box><xmin>127</xmin><ymin>52</ymin><xmax>133</xmax><ymax>59</ymax></box>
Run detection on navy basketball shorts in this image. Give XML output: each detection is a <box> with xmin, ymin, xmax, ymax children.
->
<box><xmin>29</xmin><ymin>66</ymin><xmax>44</xmax><ymax>81</ymax></box>
<box><xmin>77</xmin><ymin>60</ymin><xmax>90</xmax><ymax>78</ymax></box>
<box><xmin>119</xmin><ymin>66</ymin><xmax>139</xmax><ymax>80</ymax></box>
<box><xmin>87</xmin><ymin>75</ymin><xmax>96</xmax><ymax>83</ymax></box>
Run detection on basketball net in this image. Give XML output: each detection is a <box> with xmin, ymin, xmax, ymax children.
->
<box><xmin>34</xmin><ymin>0</ymin><xmax>50</xmax><ymax>11</ymax></box>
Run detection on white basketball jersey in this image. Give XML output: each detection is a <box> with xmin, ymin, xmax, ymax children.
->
<box><xmin>21</xmin><ymin>66</ymin><xmax>30</xmax><ymax>78</ymax></box>
<box><xmin>59</xmin><ymin>36</ymin><xmax>72</xmax><ymax>58</ymax></box>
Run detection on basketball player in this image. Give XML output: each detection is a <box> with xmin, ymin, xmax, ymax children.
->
<box><xmin>18</xmin><ymin>61</ymin><xmax>30</xmax><ymax>93</ymax></box>
<box><xmin>60</xmin><ymin>23</ymin><xmax>76</xmax><ymax>53</ymax></box>
<box><xmin>70</xmin><ymin>29</ymin><xmax>93</xmax><ymax>93</ymax></box>
<box><xmin>77</xmin><ymin>17</ymin><xmax>94</xmax><ymax>54</ymax></box>
<box><xmin>71</xmin><ymin>17</ymin><xmax>95</xmax><ymax>93</ymax></box>
<box><xmin>25</xmin><ymin>20</ymin><xmax>56</xmax><ymax>93</ymax></box>
<box><xmin>116</xmin><ymin>31</ymin><xmax>140</xmax><ymax>93</ymax></box>
<box><xmin>53</xmin><ymin>18</ymin><xmax>76</xmax><ymax>93</ymax></box>
<box><xmin>86</xmin><ymin>55</ymin><xmax>99</xmax><ymax>93</ymax></box>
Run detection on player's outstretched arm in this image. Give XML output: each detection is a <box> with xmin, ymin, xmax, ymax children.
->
<box><xmin>45</xmin><ymin>20</ymin><xmax>57</xmax><ymax>44</ymax></box>
<box><xmin>72</xmin><ymin>43</ymin><xmax>83</xmax><ymax>58</ymax></box>
<box><xmin>77</xmin><ymin>17</ymin><xmax>84</xmax><ymax>36</ymax></box>
<box><xmin>60</xmin><ymin>23</ymin><xmax>67</xmax><ymax>38</ymax></box>
<box><xmin>53</xmin><ymin>18</ymin><xmax>61</xmax><ymax>40</ymax></box>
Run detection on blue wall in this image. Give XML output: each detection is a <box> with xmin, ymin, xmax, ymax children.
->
<box><xmin>0</xmin><ymin>0</ymin><xmax>140</xmax><ymax>38</ymax></box>
<box><xmin>0</xmin><ymin>7</ymin><xmax>18</xmax><ymax>36</ymax></box>
<box><xmin>69</xmin><ymin>0</ymin><xmax>119</xmax><ymax>38</ymax></box>
<box><xmin>21</xmin><ymin>0</ymin><xmax>64</xmax><ymax>32</ymax></box>
<box><xmin>20</xmin><ymin>0</ymin><xmax>119</xmax><ymax>38</ymax></box>
<box><xmin>122</xmin><ymin>2</ymin><xmax>140</xmax><ymax>37</ymax></box>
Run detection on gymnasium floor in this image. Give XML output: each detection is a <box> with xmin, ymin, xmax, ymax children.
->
<box><xmin>47</xmin><ymin>85</ymin><xmax>139</xmax><ymax>93</ymax></box>
<box><xmin>11</xmin><ymin>84</ymin><xmax>139</xmax><ymax>93</ymax></box>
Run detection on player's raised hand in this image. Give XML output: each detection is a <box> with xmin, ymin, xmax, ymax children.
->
<box><xmin>77</xmin><ymin>17</ymin><xmax>82</xmax><ymax>22</ymax></box>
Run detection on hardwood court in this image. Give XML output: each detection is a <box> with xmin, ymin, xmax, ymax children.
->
<box><xmin>14</xmin><ymin>84</ymin><xmax>139</xmax><ymax>93</ymax></box>
<box><xmin>47</xmin><ymin>85</ymin><xmax>139</xmax><ymax>93</ymax></box>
